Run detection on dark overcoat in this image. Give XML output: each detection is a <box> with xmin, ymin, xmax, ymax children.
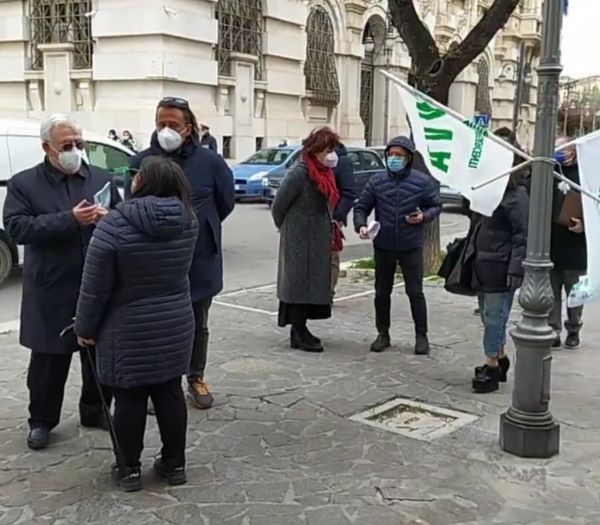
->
<box><xmin>130</xmin><ymin>134</ymin><xmax>235</xmax><ymax>303</ymax></box>
<box><xmin>3</xmin><ymin>160</ymin><xmax>120</xmax><ymax>354</ymax></box>
<box><xmin>271</xmin><ymin>162</ymin><xmax>332</xmax><ymax>305</ymax></box>
<box><xmin>74</xmin><ymin>196</ymin><xmax>198</xmax><ymax>389</ymax></box>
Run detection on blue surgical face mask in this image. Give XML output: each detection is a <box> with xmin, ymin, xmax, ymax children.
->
<box><xmin>387</xmin><ymin>156</ymin><xmax>407</xmax><ymax>173</ymax></box>
<box><xmin>554</xmin><ymin>150</ymin><xmax>567</xmax><ymax>165</ymax></box>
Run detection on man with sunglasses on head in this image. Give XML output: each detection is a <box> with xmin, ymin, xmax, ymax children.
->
<box><xmin>130</xmin><ymin>97</ymin><xmax>235</xmax><ymax>410</ymax></box>
<box><xmin>3</xmin><ymin>114</ymin><xmax>121</xmax><ymax>450</ymax></box>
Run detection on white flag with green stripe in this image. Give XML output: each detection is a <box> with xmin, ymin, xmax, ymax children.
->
<box><xmin>393</xmin><ymin>82</ymin><xmax>514</xmax><ymax>216</ymax></box>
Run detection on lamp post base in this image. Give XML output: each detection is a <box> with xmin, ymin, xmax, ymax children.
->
<box><xmin>500</xmin><ymin>409</ymin><xmax>560</xmax><ymax>458</ymax></box>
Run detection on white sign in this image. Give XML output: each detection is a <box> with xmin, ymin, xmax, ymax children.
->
<box><xmin>568</xmin><ymin>130</ymin><xmax>600</xmax><ymax>307</ymax></box>
<box><xmin>392</xmin><ymin>82</ymin><xmax>513</xmax><ymax>216</ymax></box>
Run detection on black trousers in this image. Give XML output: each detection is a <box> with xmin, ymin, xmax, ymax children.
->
<box><xmin>27</xmin><ymin>348</ymin><xmax>111</xmax><ymax>430</ymax></box>
<box><xmin>188</xmin><ymin>299</ymin><xmax>212</xmax><ymax>382</ymax></box>
<box><xmin>112</xmin><ymin>377</ymin><xmax>187</xmax><ymax>469</ymax></box>
<box><xmin>374</xmin><ymin>248</ymin><xmax>428</xmax><ymax>335</ymax></box>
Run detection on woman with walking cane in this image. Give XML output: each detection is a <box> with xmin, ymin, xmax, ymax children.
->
<box><xmin>74</xmin><ymin>156</ymin><xmax>198</xmax><ymax>492</ymax></box>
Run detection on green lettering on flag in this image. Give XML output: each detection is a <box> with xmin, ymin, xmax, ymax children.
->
<box><xmin>424</xmin><ymin>127</ymin><xmax>453</xmax><ymax>141</ymax></box>
<box><xmin>428</xmin><ymin>149</ymin><xmax>451</xmax><ymax>173</ymax></box>
<box><xmin>417</xmin><ymin>100</ymin><xmax>445</xmax><ymax>121</ymax></box>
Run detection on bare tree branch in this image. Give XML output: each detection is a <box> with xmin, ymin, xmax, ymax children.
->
<box><xmin>389</xmin><ymin>0</ymin><xmax>439</xmax><ymax>72</ymax></box>
<box><xmin>445</xmin><ymin>0</ymin><xmax>520</xmax><ymax>78</ymax></box>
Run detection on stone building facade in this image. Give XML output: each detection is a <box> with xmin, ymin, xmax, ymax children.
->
<box><xmin>0</xmin><ymin>0</ymin><xmax>542</xmax><ymax>160</ymax></box>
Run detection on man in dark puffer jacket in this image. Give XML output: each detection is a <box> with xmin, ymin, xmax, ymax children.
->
<box><xmin>354</xmin><ymin>136</ymin><xmax>441</xmax><ymax>355</ymax></box>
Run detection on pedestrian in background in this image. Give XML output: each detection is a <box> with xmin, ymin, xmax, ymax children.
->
<box><xmin>200</xmin><ymin>124</ymin><xmax>218</xmax><ymax>153</ymax></box>
<box><xmin>330</xmin><ymin>142</ymin><xmax>356</xmax><ymax>301</ymax></box>
<box><xmin>550</xmin><ymin>136</ymin><xmax>586</xmax><ymax>349</ymax></box>
<box><xmin>131</xmin><ymin>97</ymin><xmax>234</xmax><ymax>410</ymax></box>
<box><xmin>471</xmin><ymin>170</ymin><xmax>529</xmax><ymax>393</ymax></box>
<box><xmin>354</xmin><ymin>136</ymin><xmax>441</xmax><ymax>355</ymax></box>
<box><xmin>75</xmin><ymin>156</ymin><xmax>198</xmax><ymax>492</ymax></box>
<box><xmin>121</xmin><ymin>130</ymin><xmax>137</xmax><ymax>152</ymax></box>
<box><xmin>3</xmin><ymin>114</ymin><xmax>120</xmax><ymax>450</ymax></box>
<box><xmin>108</xmin><ymin>129</ymin><xmax>120</xmax><ymax>142</ymax></box>
<box><xmin>272</xmin><ymin>127</ymin><xmax>340</xmax><ymax>352</ymax></box>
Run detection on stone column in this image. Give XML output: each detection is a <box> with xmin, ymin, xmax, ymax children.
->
<box><xmin>38</xmin><ymin>43</ymin><xmax>75</xmax><ymax>114</ymax></box>
<box><xmin>230</xmin><ymin>52</ymin><xmax>258</xmax><ymax>160</ymax></box>
<box><xmin>338</xmin><ymin>3</ymin><xmax>368</xmax><ymax>145</ymax></box>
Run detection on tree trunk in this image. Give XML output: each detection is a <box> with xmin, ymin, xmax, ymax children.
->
<box><xmin>415</xmin><ymin>79</ymin><xmax>451</xmax><ymax>276</ymax></box>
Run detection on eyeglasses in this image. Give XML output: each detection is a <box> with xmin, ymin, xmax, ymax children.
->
<box><xmin>158</xmin><ymin>97</ymin><xmax>190</xmax><ymax>109</ymax></box>
<box><xmin>59</xmin><ymin>141</ymin><xmax>85</xmax><ymax>152</ymax></box>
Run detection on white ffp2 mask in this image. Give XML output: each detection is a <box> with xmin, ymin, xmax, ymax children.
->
<box><xmin>157</xmin><ymin>127</ymin><xmax>183</xmax><ymax>152</ymax></box>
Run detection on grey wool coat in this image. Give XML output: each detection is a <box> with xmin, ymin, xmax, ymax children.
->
<box><xmin>271</xmin><ymin>162</ymin><xmax>332</xmax><ymax>305</ymax></box>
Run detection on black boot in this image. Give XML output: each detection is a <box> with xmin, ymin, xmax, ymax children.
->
<box><xmin>472</xmin><ymin>365</ymin><xmax>500</xmax><ymax>394</ymax></box>
<box><xmin>290</xmin><ymin>327</ymin><xmax>321</xmax><ymax>346</ymax></box>
<box><xmin>474</xmin><ymin>355</ymin><xmax>510</xmax><ymax>383</ymax></box>
<box><xmin>290</xmin><ymin>325</ymin><xmax>323</xmax><ymax>352</ymax></box>
<box><xmin>370</xmin><ymin>332</ymin><xmax>391</xmax><ymax>353</ymax></box>
<box><xmin>414</xmin><ymin>333</ymin><xmax>430</xmax><ymax>355</ymax></box>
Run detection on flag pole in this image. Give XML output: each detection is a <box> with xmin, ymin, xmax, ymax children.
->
<box><xmin>380</xmin><ymin>70</ymin><xmax>528</xmax><ymax>158</ymax></box>
<box><xmin>381</xmin><ymin>70</ymin><xmax>600</xmax><ymax>204</ymax></box>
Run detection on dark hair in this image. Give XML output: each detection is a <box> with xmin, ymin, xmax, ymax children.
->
<box><xmin>302</xmin><ymin>127</ymin><xmax>339</xmax><ymax>156</ymax></box>
<box><xmin>132</xmin><ymin>156</ymin><xmax>193</xmax><ymax>209</ymax></box>
<box><xmin>109</xmin><ymin>129</ymin><xmax>117</xmax><ymax>135</ymax></box>
<box><xmin>156</xmin><ymin>97</ymin><xmax>200</xmax><ymax>143</ymax></box>
<box><xmin>494</xmin><ymin>127</ymin><xmax>517</xmax><ymax>146</ymax></box>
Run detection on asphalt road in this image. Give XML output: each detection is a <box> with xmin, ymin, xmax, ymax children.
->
<box><xmin>0</xmin><ymin>203</ymin><xmax>469</xmax><ymax>325</ymax></box>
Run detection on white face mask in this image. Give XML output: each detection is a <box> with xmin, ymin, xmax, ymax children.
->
<box><xmin>323</xmin><ymin>151</ymin><xmax>338</xmax><ymax>168</ymax></box>
<box><xmin>58</xmin><ymin>148</ymin><xmax>83</xmax><ymax>174</ymax></box>
<box><xmin>157</xmin><ymin>127</ymin><xmax>183</xmax><ymax>152</ymax></box>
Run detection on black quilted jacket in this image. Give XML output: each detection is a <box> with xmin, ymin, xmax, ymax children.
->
<box><xmin>353</xmin><ymin>137</ymin><xmax>441</xmax><ymax>252</ymax></box>
<box><xmin>74</xmin><ymin>196</ymin><xmax>198</xmax><ymax>388</ymax></box>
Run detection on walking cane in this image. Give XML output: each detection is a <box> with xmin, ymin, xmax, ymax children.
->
<box><xmin>60</xmin><ymin>322</ymin><xmax>126</xmax><ymax>475</ymax></box>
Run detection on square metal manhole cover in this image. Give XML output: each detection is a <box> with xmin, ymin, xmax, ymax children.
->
<box><xmin>349</xmin><ymin>398</ymin><xmax>479</xmax><ymax>442</ymax></box>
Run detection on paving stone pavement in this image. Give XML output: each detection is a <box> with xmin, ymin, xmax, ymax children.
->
<box><xmin>1</xmin><ymin>277</ymin><xmax>600</xmax><ymax>525</ymax></box>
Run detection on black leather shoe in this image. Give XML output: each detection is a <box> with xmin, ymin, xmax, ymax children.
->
<box><xmin>370</xmin><ymin>333</ymin><xmax>391</xmax><ymax>353</ymax></box>
<box><xmin>414</xmin><ymin>333</ymin><xmax>430</xmax><ymax>355</ymax></box>
<box><xmin>27</xmin><ymin>427</ymin><xmax>50</xmax><ymax>450</ymax></box>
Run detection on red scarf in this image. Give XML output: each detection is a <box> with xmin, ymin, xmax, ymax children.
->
<box><xmin>303</xmin><ymin>152</ymin><xmax>339</xmax><ymax>209</ymax></box>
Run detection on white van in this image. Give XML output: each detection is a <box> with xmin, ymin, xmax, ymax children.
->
<box><xmin>0</xmin><ymin>119</ymin><xmax>135</xmax><ymax>286</ymax></box>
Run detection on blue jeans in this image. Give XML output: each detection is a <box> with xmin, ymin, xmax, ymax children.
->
<box><xmin>477</xmin><ymin>292</ymin><xmax>515</xmax><ymax>358</ymax></box>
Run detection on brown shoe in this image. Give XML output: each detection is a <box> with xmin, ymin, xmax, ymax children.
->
<box><xmin>188</xmin><ymin>379</ymin><xmax>214</xmax><ymax>409</ymax></box>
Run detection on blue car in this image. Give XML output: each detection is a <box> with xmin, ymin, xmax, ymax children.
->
<box><xmin>232</xmin><ymin>146</ymin><xmax>300</xmax><ymax>200</ymax></box>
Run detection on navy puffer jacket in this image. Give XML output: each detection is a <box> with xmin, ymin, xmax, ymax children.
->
<box><xmin>353</xmin><ymin>136</ymin><xmax>442</xmax><ymax>252</ymax></box>
<box><xmin>75</xmin><ymin>196</ymin><xmax>198</xmax><ymax>389</ymax></box>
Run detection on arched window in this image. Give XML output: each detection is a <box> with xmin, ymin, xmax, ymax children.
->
<box><xmin>305</xmin><ymin>7</ymin><xmax>340</xmax><ymax>107</ymax></box>
<box><xmin>475</xmin><ymin>58</ymin><xmax>492</xmax><ymax>117</ymax></box>
<box><xmin>29</xmin><ymin>0</ymin><xmax>92</xmax><ymax>70</ymax></box>
<box><xmin>216</xmin><ymin>0</ymin><xmax>263</xmax><ymax>80</ymax></box>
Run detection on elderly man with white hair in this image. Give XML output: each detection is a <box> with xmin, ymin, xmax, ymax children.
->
<box><xmin>3</xmin><ymin>114</ymin><xmax>120</xmax><ymax>450</ymax></box>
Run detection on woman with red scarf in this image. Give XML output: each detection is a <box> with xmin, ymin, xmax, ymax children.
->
<box><xmin>271</xmin><ymin>127</ymin><xmax>340</xmax><ymax>352</ymax></box>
